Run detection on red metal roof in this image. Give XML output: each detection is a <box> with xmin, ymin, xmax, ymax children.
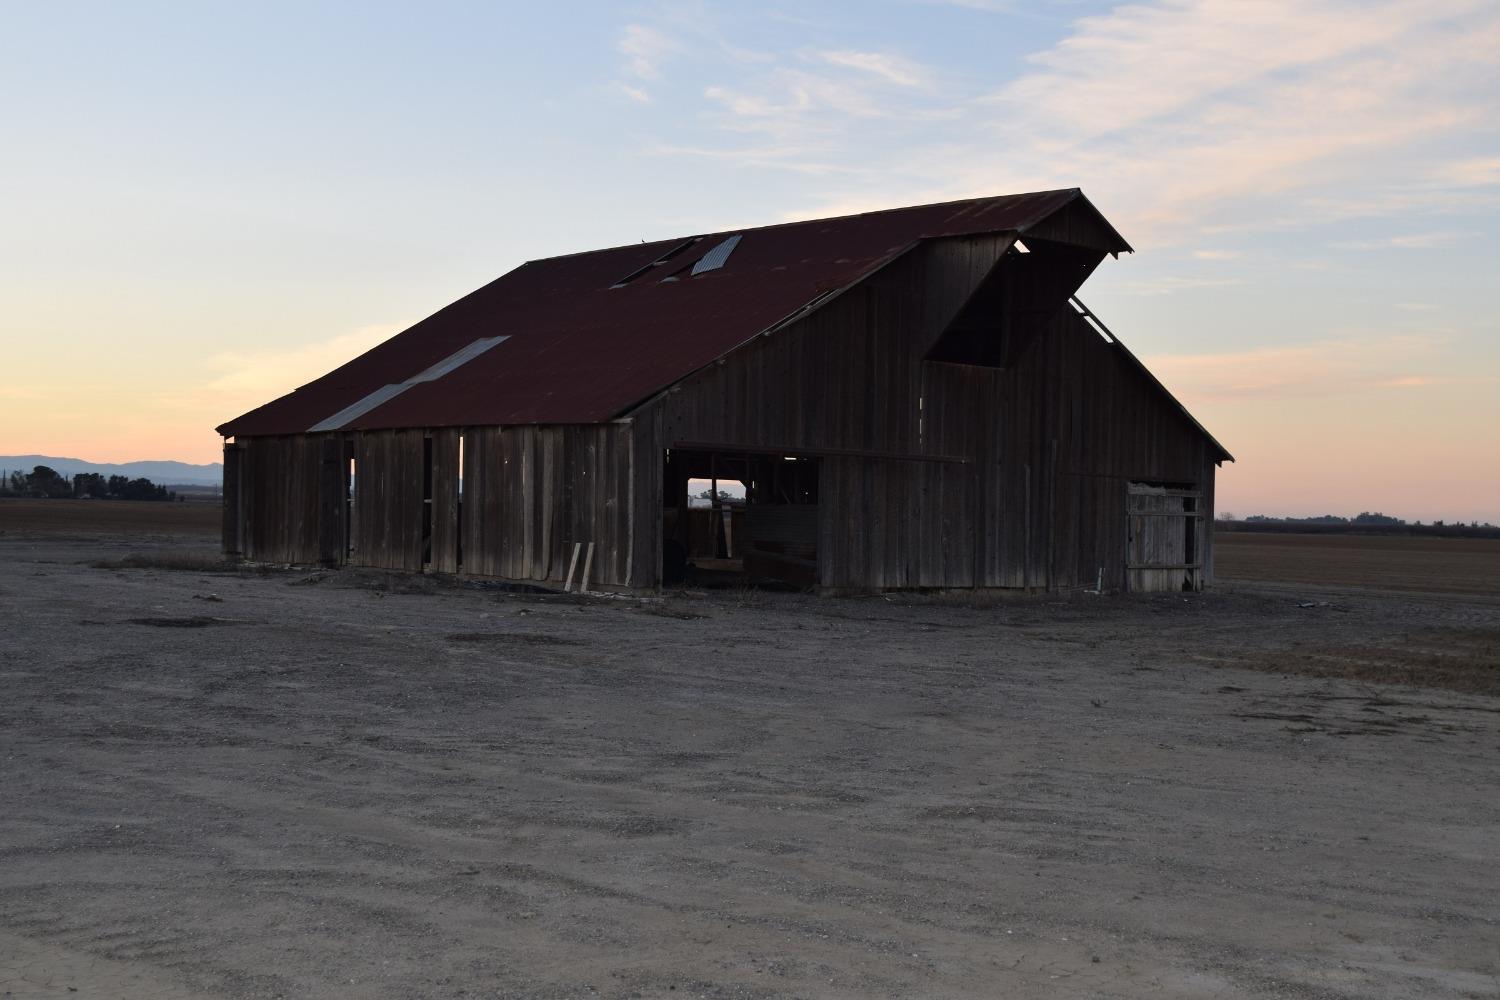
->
<box><xmin>218</xmin><ymin>188</ymin><xmax>1128</xmax><ymax>437</ymax></box>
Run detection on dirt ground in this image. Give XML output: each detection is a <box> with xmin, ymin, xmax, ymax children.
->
<box><xmin>1215</xmin><ymin>531</ymin><xmax>1500</xmax><ymax>598</ymax></box>
<box><xmin>1</xmin><ymin>507</ymin><xmax>1497</xmax><ymax>999</ymax></box>
<box><xmin>0</xmin><ymin>498</ymin><xmax>221</xmax><ymax>536</ymax></box>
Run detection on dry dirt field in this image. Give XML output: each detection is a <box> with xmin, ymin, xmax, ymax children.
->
<box><xmin>1</xmin><ymin>502</ymin><xmax>1497</xmax><ymax>999</ymax></box>
<box><xmin>0</xmin><ymin>498</ymin><xmax>221</xmax><ymax>537</ymax></box>
<box><xmin>1215</xmin><ymin>531</ymin><xmax>1500</xmax><ymax>598</ymax></box>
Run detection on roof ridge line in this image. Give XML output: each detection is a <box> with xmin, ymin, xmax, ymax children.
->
<box><xmin>524</xmin><ymin>188</ymin><xmax>1083</xmax><ymax>266</ymax></box>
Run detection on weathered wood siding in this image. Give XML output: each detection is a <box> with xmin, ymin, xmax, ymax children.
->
<box><xmin>818</xmin><ymin>458</ymin><xmax>978</xmax><ymax>588</ymax></box>
<box><xmin>429</xmin><ymin>428</ymin><xmax>461</xmax><ymax>574</ymax></box>
<box><xmin>228</xmin><ymin>425</ymin><xmax>641</xmax><ymax>587</ymax></box>
<box><xmin>633</xmin><ymin>234</ymin><xmax>1220</xmax><ymax>592</ymax></box>
<box><xmin>1126</xmin><ymin>485</ymin><xmax>1199</xmax><ymax>593</ymax></box>
<box><xmin>985</xmin><ymin>308</ymin><xmax>1218</xmax><ymax>593</ymax></box>
<box><xmin>222</xmin><ymin>441</ymin><xmax>242</xmax><ymax>556</ymax></box>
<box><xmin>233</xmin><ymin>434</ymin><xmax>344</xmax><ymax>565</ymax></box>
<box><xmin>629</xmin><ymin>413</ymin><xmax>662</xmax><ymax>590</ymax></box>
<box><xmin>651</xmin><ymin>235</ymin><xmax>1013</xmax><ymax>457</ymax></box>
<box><xmin>351</xmin><ymin>429</ymin><xmax>426</xmax><ymax>571</ymax></box>
<box><xmin>460</xmin><ymin>424</ymin><xmax>635</xmax><ymax>588</ymax></box>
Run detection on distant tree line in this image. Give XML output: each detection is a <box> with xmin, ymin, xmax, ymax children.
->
<box><xmin>0</xmin><ymin>465</ymin><xmax>178</xmax><ymax>501</ymax></box>
<box><xmin>1243</xmin><ymin>511</ymin><xmax>1410</xmax><ymax>526</ymax></box>
<box><xmin>1218</xmin><ymin>510</ymin><xmax>1498</xmax><ymax>538</ymax></box>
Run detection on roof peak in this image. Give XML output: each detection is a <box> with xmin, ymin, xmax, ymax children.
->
<box><xmin>527</xmin><ymin>188</ymin><xmax>1089</xmax><ymax>266</ymax></box>
<box><xmin>219</xmin><ymin>187</ymin><xmax>1127</xmax><ymax>437</ymax></box>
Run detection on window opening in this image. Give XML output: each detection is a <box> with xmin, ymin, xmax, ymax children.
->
<box><xmin>1070</xmin><ymin>298</ymin><xmax>1114</xmax><ymax>343</ymax></box>
<box><xmin>610</xmin><ymin>237</ymin><xmax>702</xmax><ymax>288</ymax></box>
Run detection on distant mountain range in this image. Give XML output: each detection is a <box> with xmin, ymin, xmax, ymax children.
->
<box><xmin>0</xmin><ymin>455</ymin><xmax>223</xmax><ymax>486</ymax></box>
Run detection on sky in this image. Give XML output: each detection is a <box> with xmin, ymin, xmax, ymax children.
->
<box><xmin>2</xmin><ymin>0</ymin><xmax>1497</xmax><ymax>522</ymax></box>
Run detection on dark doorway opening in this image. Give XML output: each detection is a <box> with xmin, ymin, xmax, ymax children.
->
<box><xmin>662</xmin><ymin>449</ymin><xmax>820</xmax><ymax>589</ymax></box>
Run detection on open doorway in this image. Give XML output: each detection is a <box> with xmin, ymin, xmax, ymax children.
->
<box><xmin>662</xmin><ymin>449</ymin><xmax>820</xmax><ymax>589</ymax></box>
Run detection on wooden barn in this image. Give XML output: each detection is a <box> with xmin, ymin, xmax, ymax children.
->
<box><xmin>218</xmin><ymin>189</ymin><xmax>1231</xmax><ymax>594</ymax></box>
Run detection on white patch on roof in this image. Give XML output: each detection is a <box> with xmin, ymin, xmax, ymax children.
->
<box><xmin>307</xmin><ymin>383</ymin><xmax>409</xmax><ymax>433</ymax></box>
<box><xmin>407</xmin><ymin>336</ymin><xmax>509</xmax><ymax>383</ymax></box>
<box><xmin>307</xmin><ymin>335</ymin><xmax>509</xmax><ymax>433</ymax></box>
<box><xmin>690</xmin><ymin>234</ymin><xmax>742</xmax><ymax>276</ymax></box>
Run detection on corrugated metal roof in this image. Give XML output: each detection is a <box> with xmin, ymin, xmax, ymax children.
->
<box><xmin>306</xmin><ymin>383</ymin><xmax>409</xmax><ymax>434</ymax></box>
<box><xmin>219</xmin><ymin>188</ymin><xmax>1129</xmax><ymax>437</ymax></box>
<box><xmin>689</xmin><ymin>234</ymin><xmax>742</xmax><ymax>276</ymax></box>
<box><xmin>305</xmin><ymin>335</ymin><xmax>511</xmax><ymax>432</ymax></box>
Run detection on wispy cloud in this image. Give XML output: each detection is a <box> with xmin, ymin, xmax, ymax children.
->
<box><xmin>618</xmin><ymin>24</ymin><xmax>678</xmax><ymax>81</ymax></box>
<box><xmin>619</xmin><ymin>0</ymin><xmax>1500</xmax><ymax>273</ymax></box>
<box><xmin>0</xmin><ymin>385</ymin><xmax>51</xmax><ymax>401</ymax></box>
<box><xmin>1434</xmin><ymin>155</ymin><xmax>1500</xmax><ymax>186</ymax></box>
<box><xmin>705</xmin><ymin>69</ymin><xmax>891</xmax><ymax>122</ymax></box>
<box><xmin>158</xmin><ymin>324</ymin><xmax>402</xmax><ymax>417</ymax></box>
<box><xmin>818</xmin><ymin>50</ymin><xmax>932</xmax><ymax>89</ymax></box>
<box><xmin>1115</xmin><ymin>275</ymin><xmax>1245</xmax><ymax>296</ymax></box>
<box><xmin>915</xmin><ymin>0</ymin><xmax>1019</xmax><ymax>10</ymax></box>
<box><xmin>687</xmin><ymin>1</ymin><xmax>1500</xmax><ymax>246</ymax></box>
<box><xmin>3</xmin><ymin>324</ymin><xmax>405</xmax><ymax>460</ymax></box>
<box><xmin>642</xmin><ymin>141</ymin><xmax>874</xmax><ymax>177</ymax></box>
<box><xmin>1141</xmin><ymin>333</ymin><xmax>1475</xmax><ymax>401</ymax></box>
<box><xmin>615</xmin><ymin>83</ymin><xmax>651</xmax><ymax>104</ymax></box>
<box><xmin>613</xmin><ymin>23</ymin><xmax>684</xmax><ymax>102</ymax></box>
<box><xmin>1333</xmin><ymin>231</ymin><xmax>1469</xmax><ymax>250</ymax></box>
<box><xmin>1372</xmin><ymin>375</ymin><xmax>1440</xmax><ymax>388</ymax></box>
<box><xmin>703</xmin><ymin>53</ymin><xmax>958</xmax><ymax>130</ymax></box>
<box><xmin>989</xmin><ymin>2</ymin><xmax>1434</xmax><ymax>137</ymax></box>
<box><xmin>968</xmin><ymin>1</ymin><xmax>1498</xmax><ymax>241</ymax></box>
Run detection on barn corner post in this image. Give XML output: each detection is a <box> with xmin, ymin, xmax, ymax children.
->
<box><xmin>1201</xmin><ymin>451</ymin><xmax>1220</xmax><ymax>588</ymax></box>
<box><xmin>221</xmin><ymin>438</ymin><xmax>242</xmax><ymax>558</ymax></box>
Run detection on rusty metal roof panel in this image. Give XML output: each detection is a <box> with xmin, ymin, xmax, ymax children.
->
<box><xmin>219</xmin><ymin>188</ymin><xmax>1125</xmax><ymax>436</ymax></box>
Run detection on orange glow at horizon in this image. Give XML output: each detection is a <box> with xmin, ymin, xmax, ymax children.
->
<box><xmin>5</xmin><ymin>366</ymin><xmax>1496</xmax><ymax>523</ymax></box>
